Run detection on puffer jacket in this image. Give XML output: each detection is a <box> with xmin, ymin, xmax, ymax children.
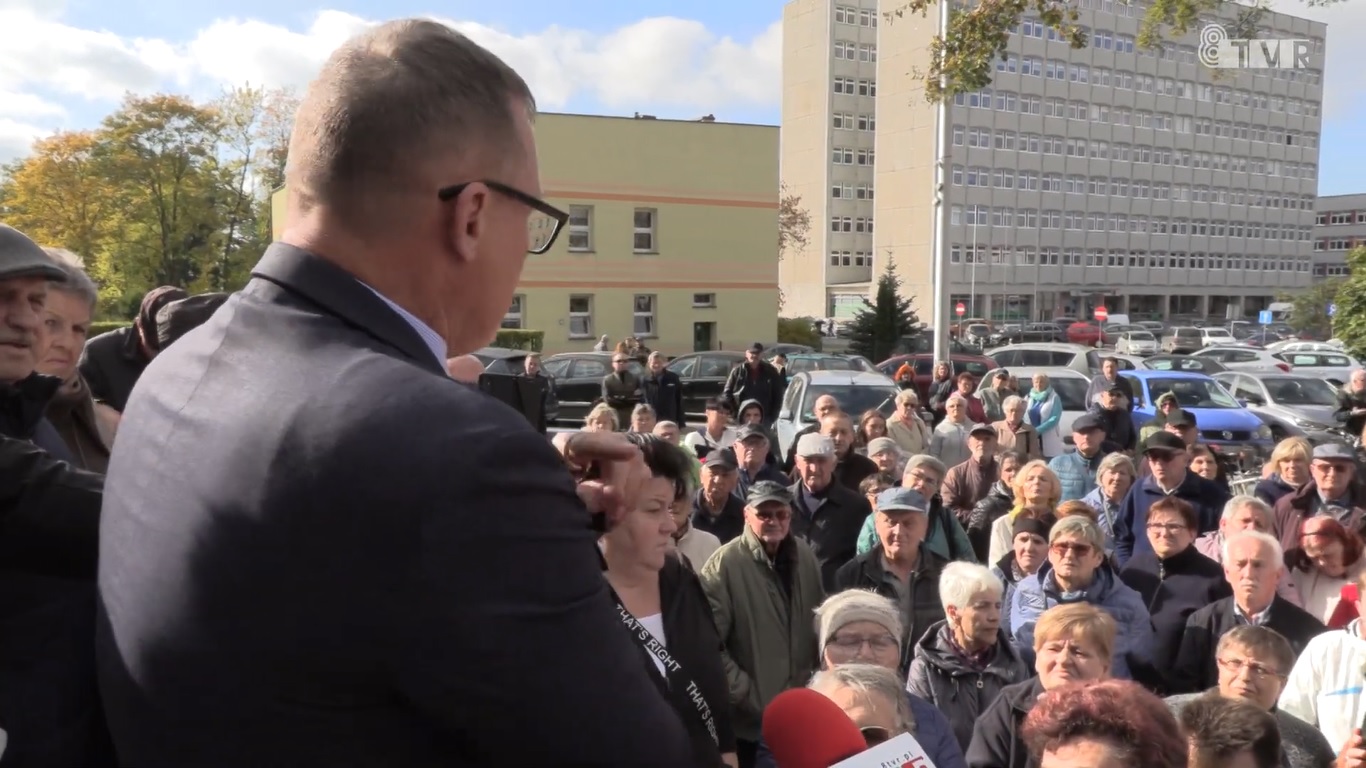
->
<box><xmin>1080</xmin><ymin>486</ymin><xmax>1120</xmax><ymax>553</ymax></box>
<box><xmin>1009</xmin><ymin>562</ymin><xmax>1153</xmax><ymax>680</ymax></box>
<box><xmin>906</xmin><ymin>622</ymin><xmax>1029</xmax><ymax>752</ymax></box>
<box><xmin>967</xmin><ymin>481</ymin><xmax>1013</xmax><ymax>563</ymax></box>
<box><xmin>1047</xmin><ymin>449</ymin><xmax>1105</xmax><ymax>502</ymax></box>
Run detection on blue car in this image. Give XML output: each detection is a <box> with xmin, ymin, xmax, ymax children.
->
<box><xmin>1121</xmin><ymin>370</ymin><xmax>1274</xmax><ymax>463</ymax></box>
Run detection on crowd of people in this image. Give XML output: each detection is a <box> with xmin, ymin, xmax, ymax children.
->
<box><xmin>0</xmin><ymin>16</ymin><xmax>1363</xmax><ymax>768</ymax></box>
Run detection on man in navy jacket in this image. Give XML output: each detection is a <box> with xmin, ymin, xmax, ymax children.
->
<box><xmin>1113</xmin><ymin>433</ymin><xmax>1230</xmax><ymax>567</ymax></box>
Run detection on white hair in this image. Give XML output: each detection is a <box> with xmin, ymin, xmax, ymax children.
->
<box><xmin>807</xmin><ymin>664</ymin><xmax>915</xmax><ymax>735</ymax></box>
<box><xmin>1221</xmin><ymin>495</ymin><xmax>1273</xmax><ymax>526</ymax></box>
<box><xmin>42</xmin><ymin>247</ymin><xmax>99</xmax><ymax>311</ymax></box>
<box><xmin>1002</xmin><ymin>395</ymin><xmax>1024</xmax><ymax>411</ymax></box>
<box><xmin>1221</xmin><ymin>529</ymin><xmax>1284</xmax><ymax>566</ymax></box>
<box><xmin>653</xmin><ymin>420</ymin><xmax>678</xmax><ymax>431</ymax></box>
<box><xmin>938</xmin><ymin>561</ymin><xmax>1003</xmax><ymax>611</ymax></box>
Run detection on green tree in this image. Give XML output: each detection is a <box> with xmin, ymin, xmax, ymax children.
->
<box><xmin>889</xmin><ymin>0</ymin><xmax>1299</xmax><ymax>101</ymax></box>
<box><xmin>846</xmin><ymin>259</ymin><xmax>922</xmax><ymax>362</ymax></box>
<box><xmin>1332</xmin><ymin>247</ymin><xmax>1366</xmax><ymax>357</ymax></box>
<box><xmin>1279</xmin><ymin>278</ymin><xmax>1341</xmax><ymax>340</ymax></box>
<box><xmin>777</xmin><ymin>317</ymin><xmax>823</xmax><ymax>350</ymax></box>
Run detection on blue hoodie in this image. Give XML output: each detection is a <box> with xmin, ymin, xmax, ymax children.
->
<box><xmin>1009</xmin><ymin>562</ymin><xmax>1153</xmax><ymax>680</ymax></box>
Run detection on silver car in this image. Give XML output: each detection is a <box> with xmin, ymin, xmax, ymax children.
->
<box><xmin>1212</xmin><ymin>372</ymin><xmax>1344</xmax><ymax>443</ymax></box>
<box><xmin>773</xmin><ymin>370</ymin><xmax>899</xmax><ymax>458</ymax></box>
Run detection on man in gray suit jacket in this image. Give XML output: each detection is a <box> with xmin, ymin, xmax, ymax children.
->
<box><xmin>95</xmin><ymin>19</ymin><xmax>691</xmax><ymax>767</ymax></box>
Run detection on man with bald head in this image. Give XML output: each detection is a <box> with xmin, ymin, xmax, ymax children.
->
<box><xmin>95</xmin><ymin>19</ymin><xmax>689</xmax><ymax>767</ymax></box>
<box><xmin>783</xmin><ymin>394</ymin><xmax>842</xmax><ymax>471</ymax></box>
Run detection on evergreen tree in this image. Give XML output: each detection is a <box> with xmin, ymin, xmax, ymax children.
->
<box><xmin>846</xmin><ymin>259</ymin><xmax>922</xmax><ymax>362</ymax></box>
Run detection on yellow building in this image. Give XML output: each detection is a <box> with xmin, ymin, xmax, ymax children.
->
<box><xmin>271</xmin><ymin>112</ymin><xmax>781</xmax><ymax>355</ymax></box>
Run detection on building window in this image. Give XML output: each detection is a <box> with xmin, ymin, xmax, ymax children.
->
<box><xmin>566</xmin><ymin>205</ymin><xmax>592</xmax><ymax>251</ymax></box>
<box><xmin>568</xmin><ymin>295</ymin><xmax>593</xmax><ymax>339</ymax></box>
<box><xmin>633</xmin><ymin>209</ymin><xmax>657</xmax><ymax>253</ymax></box>
<box><xmin>503</xmin><ymin>295</ymin><xmax>524</xmax><ymax>329</ymax></box>
<box><xmin>633</xmin><ymin>295</ymin><xmax>657</xmax><ymax>338</ymax></box>
<box><xmin>692</xmin><ymin>293</ymin><xmax>716</xmax><ymax>308</ymax></box>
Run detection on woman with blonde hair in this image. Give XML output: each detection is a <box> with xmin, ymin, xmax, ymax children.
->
<box><xmin>1254</xmin><ymin>436</ymin><xmax>1312</xmax><ymax>507</ymax></box>
<box><xmin>1081</xmin><ymin>452</ymin><xmax>1135</xmax><ymax>553</ymax></box>
<box><xmin>988</xmin><ymin>461</ymin><xmax>1062</xmax><ymax>563</ymax></box>
<box><xmin>888</xmin><ymin>389</ymin><xmax>932</xmax><ymax>455</ymax></box>
<box><xmin>1024</xmin><ymin>373</ymin><xmax>1065</xmax><ymax>458</ymax></box>
<box><xmin>584</xmin><ymin>402</ymin><xmax>619</xmax><ymax>432</ymax></box>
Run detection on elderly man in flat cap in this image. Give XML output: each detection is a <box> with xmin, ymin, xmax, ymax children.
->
<box><xmin>0</xmin><ymin>224</ymin><xmax>108</xmax><ymax>767</ymax></box>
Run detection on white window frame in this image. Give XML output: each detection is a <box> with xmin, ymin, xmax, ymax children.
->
<box><xmin>566</xmin><ymin>205</ymin><xmax>592</xmax><ymax>252</ymax></box>
<box><xmin>632</xmin><ymin>294</ymin><xmax>657</xmax><ymax>338</ymax></box>
<box><xmin>503</xmin><ymin>294</ymin><xmax>524</xmax><ymax>329</ymax></box>
<box><xmin>633</xmin><ymin>208</ymin><xmax>657</xmax><ymax>253</ymax></box>
<box><xmin>568</xmin><ymin>295</ymin><xmax>593</xmax><ymax>339</ymax></box>
<box><xmin>692</xmin><ymin>293</ymin><xmax>716</xmax><ymax>308</ymax></box>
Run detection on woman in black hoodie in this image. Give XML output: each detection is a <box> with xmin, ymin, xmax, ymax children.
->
<box><xmin>601</xmin><ymin>434</ymin><xmax>737</xmax><ymax>767</ymax></box>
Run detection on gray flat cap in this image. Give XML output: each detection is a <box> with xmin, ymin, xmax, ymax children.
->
<box><xmin>0</xmin><ymin>225</ymin><xmax>66</xmax><ymax>282</ymax></box>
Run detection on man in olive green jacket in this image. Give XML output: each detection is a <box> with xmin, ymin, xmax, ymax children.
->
<box><xmin>698</xmin><ymin>481</ymin><xmax>825</xmax><ymax>759</ymax></box>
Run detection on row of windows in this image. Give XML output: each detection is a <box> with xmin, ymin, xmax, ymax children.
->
<box><xmin>831</xmin><ymin>184</ymin><xmax>875</xmax><ymax>200</ymax></box>
<box><xmin>829</xmin><ymin>216</ymin><xmax>875</xmax><ymax>234</ymax></box>
<box><xmin>1069</xmin><ymin>0</ymin><xmax>1328</xmax><ymax>56</ymax></box>
<box><xmin>957</xmin><ymin>125</ymin><xmax>1315</xmax><ymax>164</ymax></box>
<box><xmin>948</xmin><ymin>245</ymin><xmax>1311</xmax><ymax>272</ymax></box>
<box><xmin>833</xmin><ymin>41</ymin><xmax>877</xmax><ymax>62</ymax></box>
<box><xmin>952</xmin><ymin>169</ymin><xmax>1314</xmax><ymax>211</ymax></box>
<box><xmin>949</xmin><ymin>206</ymin><xmax>1313</xmax><ymax>240</ymax></box>
<box><xmin>832</xmin><ymin>77</ymin><xmax>877</xmax><ymax>97</ymax></box>
<box><xmin>833</xmin><ymin>5</ymin><xmax>878</xmax><ymax>27</ymax></box>
<box><xmin>559</xmin><ymin>205</ymin><xmax>658</xmax><ymax>254</ymax></box>
<box><xmin>1316</xmin><ymin>264</ymin><xmax>1350</xmax><ymax>277</ymax></box>
<box><xmin>951</xmin><ymin>134</ymin><xmax>1319</xmax><ymax>179</ymax></box>
<box><xmin>959</xmin><ymin>86</ymin><xmax>1321</xmax><ymax>129</ymax></box>
<box><xmin>1317</xmin><ymin>212</ymin><xmax>1366</xmax><ymax>226</ymax></box>
<box><xmin>832</xmin><ymin>113</ymin><xmax>876</xmax><ymax>131</ymax></box>
<box><xmin>1008</xmin><ymin>15</ymin><xmax>1324</xmax><ymax>84</ymax></box>
<box><xmin>832</xmin><ymin>146</ymin><xmax>876</xmax><ymax>166</ymax></box>
<box><xmin>509</xmin><ymin>294</ymin><xmax>668</xmax><ymax>340</ymax></box>
<box><xmin>827</xmin><ymin>251</ymin><xmax>874</xmax><ymax>267</ymax></box>
<box><xmin>1318</xmin><ymin>239</ymin><xmax>1364</xmax><ymax>252</ymax></box>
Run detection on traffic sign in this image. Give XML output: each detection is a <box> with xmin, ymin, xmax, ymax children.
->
<box><xmin>1094</xmin><ymin>306</ymin><xmax>1109</xmax><ymax>322</ymax></box>
<box><xmin>1329</xmin><ymin>303</ymin><xmax>1337</xmax><ymax>318</ymax></box>
<box><xmin>955</xmin><ymin>302</ymin><xmax>966</xmax><ymax>317</ymax></box>
<box><xmin>1258</xmin><ymin>310</ymin><xmax>1273</xmax><ymax>325</ymax></box>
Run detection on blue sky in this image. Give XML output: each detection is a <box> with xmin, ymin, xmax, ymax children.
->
<box><xmin>2</xmin><ymin>0</ymin><xmax>1363</xmax><ymax>194</ymax></box>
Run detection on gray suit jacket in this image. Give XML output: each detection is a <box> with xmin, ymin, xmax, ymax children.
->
<box><xmin>95</xmin><ymin>243</ymin><xmax>691</xmax><ymax>766</ymax></box>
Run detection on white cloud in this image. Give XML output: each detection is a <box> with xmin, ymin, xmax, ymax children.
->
<box><xmin>0</xmin><ymin>7</ymin><xmax>781</xmax><ymax>162</ymax></box>
<box><xmin>1271</xmin><ymin>0</ymin><xmax>1366</xmax><ymax>120</ymax></box>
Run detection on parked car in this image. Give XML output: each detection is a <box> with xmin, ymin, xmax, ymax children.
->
<box><xmin>1141</xmin><ymin>354</ymin><xmax>1229</xmax><ymax>375</ymax></box>
<box><xmin>986</xmin><ymin>343</ymin><xmax>1101</xmax><ymax>377</ymax></box>
<box><xmin>472</xmin><ymin>346</ymin><xmax>560</xmax><ymax>423</ymax></box>
<box><xmin>1190</xmin><ymin>346</ymin><xmax>1291</xmax><ymax>374</ymax></box>
<box><xmin>895</xmin><ymin>331</ymin><xmax>975</xmax><ymax>356</ymax></box>
<box><xmin>961</xmin><ymin>323</ymin><xmax>992</xmax><ymax>349</ymax></box>
<box><xmin>976</xmin><ymin>366</ymin><xmax>1090</xmax><ymax>436</ymax></box>
<box><xmin>664</xmin><ymin>351</ymin><xmax>746</xmax><ymax>421</ymax></box>
<box><xmin>785</xmin><ymin>354</ymin><xmax>878</xmax><ymax>374</ymax></box>
<box><xmin>1266</xmin><ymin>340</ymin><xmax>1342</xmax><ymax>354</ymax></box>
<box><xmin>1110</xmin><ymin>353</ymin><xmax>1145</xmax><ymax>370</ymax></box>
<box><xmin>998</xmin><ymin>323</ymin><xmax>1068</xmax><ymax>346</ymax></box>
<box><xmin>1273</xmin><ymin>350</ymin><xmax>1363</xmax><ymax>386</ymax></box>
<box><xmin>774</xmin><ymin>371</ymin><xmax>899</xmax><ymax>458</ymax></box>
<box><xmin>541</xmin><ymin>352</ymin><xmax>645</xmax><ymax>424</ymax></box>
<box><xmin>876</xmin><ymin>352</ymin><xmax>998</xmax><ymax>401</ymax></box>
<box><xmin>1197</xmin><ymin>327</ymin><xmax>1237</xmax><ymax>348</ymax></box>
<box><xmin>1213</xmin><ymin>372</ymin><xmax>1345</xmax><ymax>443</ymax></box>
<box><xmin>1121</xmin><ymin>370</ymin><xmax>1273</xmax><ymax>463</ymax></box>
<box><xmin>763</xmin><ymin>343</ymin><xmax>815</xmax><ymax>360</ymax></box>
<box><xmin>1066</xmin><ymin>321</ymin><xmax>1103</xmax><ymax>347</ymax></box>
<box><xmin>1161</xmin><ymin>327</ymin><xmax>1203</xmax><ymax>354</ymax></box>
<box><xmin>1114</xmin><ymin>331</ymin><xmax>1158</xmax><ymax>356</ymax></box>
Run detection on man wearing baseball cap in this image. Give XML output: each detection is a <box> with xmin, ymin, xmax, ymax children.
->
<box><xmin>979</xmin><ymin>369</ymin><xmax>1015</xmax><ymax>422</ymax></box>
<box><xmin>697</xmin><ymin>480</ymin><xmax>824</xmax><ymax>761</ymax></box>
<box><xmin>1048</xmin><ymin>412</ymin><xmax>1113</xmax><ymax>502</ymax></box>
<box><xmin>730</xmin><ymin>424</ymin><xmax>787</xmax><ymax>498</ymax></box>
<box><xmin>79</xmin><ymin>284</ymin><xmax>187</xmax><ymax>412</ymax></box>
<box><xmin>833</xmin><ymin>486</ymin><xmax>948</xmax><ymax>670</ymax></box>
<box><xmin>720</xmin><ymin>342</ymin><xmax>784</xmax><ymax>426</ymax></box>
<box><xmin>0</xmin><ymin>224</ymin><xmax>107</xmax><ymax>765</ymax></box>
<box><xmin>1114</xmin><ymin>432</ymin><xmax>1229</xmax><ymax>566</ymax></box>
<box><xmin>1094</xmin><ymin>382</ymin><xmax>1136</xmax><ymax>452</ymax></box>
<box><xmin>1271</xmin><ymin>442</ymin><xmax>1366</xmax><ymax>554</ymax></box>
<box><xmin>788</xmin><ymin>433</ymin><xmax>873</xmax><ymax>590</ymax></box>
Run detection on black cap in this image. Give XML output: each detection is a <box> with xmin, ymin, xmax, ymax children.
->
<box><xmin>735</xmin><ymin>424</ymin><xmax>769</xmax><ymax>442</ymax></box>
<box><xmin>748</xmin><ymin>342</ymin><xmax>764</xmax><ymax>353</ymax></box>
<box><xmin>156</xmin><ymin>292</ymin><xmax>228</xmax><ymax>350</ymax></box>
<box><xmin>1141</xmin><ymin>432</ymin><xmax>1187</xmax><ymax>454</ymax></box>
<box><xmin>704</xmin><ymin>448</ymin><xmax>738</xmax><ymax>471</ymax></box>
<box><xmin>0</xmin><ymin>225</ymin><xmax>66</xmax><ymax>282</ymax></box>
<box><xmin>1071</xmin><ymin>413</ymin><xmax>1105</xmax><ymax>433</ymax></box>
<box><xmin>1167</xmin><ymin>409</ymin><xmax>1197</xmax><ymax>429</ymax></box>
<box><xmin>746</xmin><ymin>480</ymin><xmax>793</xmax><ymax>506</ymax></box>
<box><xmin>1105</xmin><ymin>382</ymin><xmax>1126</xmax><ymax>393</ymax></box>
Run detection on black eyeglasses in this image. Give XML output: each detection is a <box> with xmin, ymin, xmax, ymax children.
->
<box><xmin>437</xmin><ymin>180</ymin><xmax>569</xmax><ymax>254</ymax></box>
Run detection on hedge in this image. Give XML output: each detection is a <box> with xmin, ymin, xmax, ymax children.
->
<box><xmin>493</xmin><ymin>330</ymin><xmax>544</xmax><ymax>351</ymax></box>
<box><xmin>86</xmin><ymin>321</ymin><xmax>545</xmax><ymax>353</ymax></box>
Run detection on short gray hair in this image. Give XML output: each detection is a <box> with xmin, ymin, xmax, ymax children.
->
<box><xmin>1002</xmin><ymin>395</ymin><xmax>1024</xmax><ymax>412</ymax></box>
<box><xmin>939</xmin><ymin>562</ymin><xmax>1003</xmax><ymax>611</ymax></box>
<box><xmin>1221</xmin><ymin>495</ymin><xmax>1272</xmax><ymax>526</ymax></box>
<box><xmin>1097</xmin><ymin>452</ymin><xmax>1136</xmax><ymax>480</ymax></box>
<box><xmin>1222</xmin><ymin>529</ymin><xmax>1283</xmax><ymax>566</ymax></box>
<box><xmin>41</xmin><ymin>248</ymin><xmax>98</xmax><ymax>312</ymax></box>
<box><xmin>632</xmin><ymin>403</ymin><xmax>656</xmax><ymax>419</ymax></box>
<box><xmin>904</xmin><ymin>454</ymin><xmax>946</xmax><ymax>480</ymax></box>
<box><xmin>808</xmin><ymin>664</ymin><xmax>916</xmax><ymax>735</ymax></box>
<box><xmin>1049</xmin><ymin>514</ymin><xmax>1105</xmax><ymax>552</ymax></box>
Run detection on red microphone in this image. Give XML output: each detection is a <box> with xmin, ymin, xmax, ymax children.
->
<box><xmin>762</xmin><ymin>688</ymin><xmax>867</xmax><ymax>768</ymax></box>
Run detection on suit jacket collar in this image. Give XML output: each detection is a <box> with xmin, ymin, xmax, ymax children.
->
<box><xmin>252</xmin><ymin>243</ymin><xmax>447</xmax><ymax>377</ymax></box>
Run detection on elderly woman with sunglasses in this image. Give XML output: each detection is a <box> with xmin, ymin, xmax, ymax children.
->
<box><xmin>1009</xmin><ymin>515</ymin><xmax>1153</xmax><ymax>680</ymax></box>
<box><xmin>753</xmin><ymin>590</ymin><xmax>966</xmax><ymax>768</ymax></box>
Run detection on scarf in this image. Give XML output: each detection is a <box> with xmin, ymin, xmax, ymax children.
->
<box><xmin>1027</xmin><ymin>388</ymin><xmax>1050</xmax><ymax>427</ymax></box>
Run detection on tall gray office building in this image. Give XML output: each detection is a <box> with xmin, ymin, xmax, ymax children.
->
<box><xmin>781</xmin><ymin>0</ymin><xmax>1327</xmax><ymax>325</ymax></box>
